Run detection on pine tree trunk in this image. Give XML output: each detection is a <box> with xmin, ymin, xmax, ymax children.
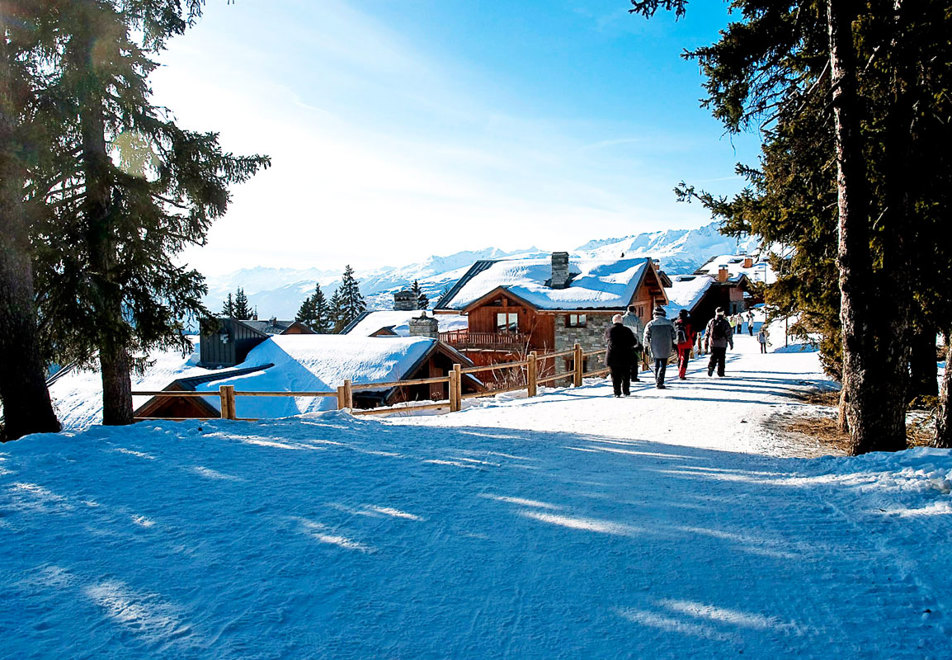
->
<box><xmin>909</xmin><ymin>327</ymin><xmax>938</xmax><ymax>400</ymax></box>
<box><xmin>828</xmin><ymin>0</ymin><xmax>906</xmax><ymax>454</ymax></box>
<box><xmin>99</xmin><ymin>343</ymin><xmax>133</xmax><ymax>425</ymax></box>
<box><xmin>0</xmin><ymin>21</ymin><xmax>61</xmax><ymax>440</ymax></box>
<box><xmin>936</xmin><ymin>334</ymin><xmax>951</xmax><ymax>448</ymax></box>
<box><xmin>74</xmin><ymin>10</ymin><xmax>134</xmax><ymax>425</ymax></box>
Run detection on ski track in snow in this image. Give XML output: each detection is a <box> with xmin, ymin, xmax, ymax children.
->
<box><xmin>1</xmin><ymin>334</ymin><xmax>950</xmax><ymax>657</ymax></box>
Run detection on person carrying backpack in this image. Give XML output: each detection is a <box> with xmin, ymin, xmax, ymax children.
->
<box><xmin>705</xmin><ymin>307</ymin><xmax>734</xmax><ymax>377</ymax></box>
<box><xmin>674</xmin><ymin>308</ymin><xmax>694</xmax><ymax>380</ymax></box>
<box><xmin>643</xmin><ymin>305</ymin><xmax>677</xmax><ymax>389</ymax></box>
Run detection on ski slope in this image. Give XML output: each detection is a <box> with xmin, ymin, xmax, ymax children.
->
<box><xmin>1</xmin><ymin>334</ymin><xmax>950</xmax><ymax>658</ymax></box>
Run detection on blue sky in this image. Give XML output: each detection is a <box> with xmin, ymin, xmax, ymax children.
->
<box><xmin>151</xmin><ymin>1</ymin><xmax>761</xmax><ymax>275</ymax></box>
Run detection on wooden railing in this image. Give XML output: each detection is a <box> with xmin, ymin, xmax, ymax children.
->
<box><xmin>438</xmin><ymin>329</ymin><xmax>529</xmax><ymax>350</ymax></box>
<box><xmin>132</xmin><ymin>343</ymin><xmax>610</xmax><ymax>422</ymax></box>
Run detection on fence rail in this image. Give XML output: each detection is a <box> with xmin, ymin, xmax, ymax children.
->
<box><xmin>132</xmin><ymin>344</ymin><xmax>610</xmax><ymax>422</ymax></box>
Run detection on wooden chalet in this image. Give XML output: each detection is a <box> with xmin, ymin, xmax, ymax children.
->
<box><xmin>432</xmin><ymin>252</ymin><xmax>669</xmax><ymax>365</ymax></box>
<box><xmin>199</xmin><ymin>317</ymin><xmax>314</xmax><ymax>368</ymax></box>
<box><xmin>665</xmin><ymin>271</ymin><xmax>754</xmax><ymax>334</ymax></box>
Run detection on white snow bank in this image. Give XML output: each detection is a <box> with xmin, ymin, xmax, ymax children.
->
<box><xmin>2</xmin><ymin>403</ymin><xmax>950</xmax><ymax>657</ymax></box>
<box><xmin>48</xmin><ymin>339</ymin><xmax>206</xmax><ymax>431</ymax></box>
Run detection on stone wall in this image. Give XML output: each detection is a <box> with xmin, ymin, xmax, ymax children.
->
<box><xmin>553</xmin><ymin>313</ymin><xmax>616</xmax><ymax>354</ymax></box>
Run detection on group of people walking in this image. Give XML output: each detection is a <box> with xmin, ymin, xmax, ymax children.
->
<box><xmin>605</xmin><ymin>304</ymin><xmax>763</xmax><ymax>396</ymax></box>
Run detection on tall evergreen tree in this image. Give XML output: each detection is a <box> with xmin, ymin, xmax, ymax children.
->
<box><xmin>295</xmin><ymin>283</ymin><xmax>331</xmax><ymax>332</ymax></box>
<box><xmin>328</xmin><ymin>288</ymin><xmax>345</xmax><ymax>334</ymax></box>
<box><xmin>310</xmin><ymin>284</ymin><xmax>330</xmax><ymax>333</ymax></box>
<box><xmin>411</xmin><ymin>279</ymin><xmax>428</xmax><ymax>310</ymax></box>
<box><xmin>630</xmin><ymin>0</ymin><xmax>952</xmax><ymax>454</ymax></box>
<box><xmin>295</xmin><ymin>295</ymin><xmax>315</xmax><ymax>328</ymax></box>
<box><xmin>31</xmin><ymin>0</ymin><xmax>269</xmax><ymax>425</ymax></box>
<box><xmin>336</xmin><ymin>265</ymin><xmax>365</xmax><ymax>330</ymax></box>
<box><xmin>0</xmin><ymin>1</ymin><xmax>60</xmax><ymax>438</ymax></box>
<box><xmin>221</xmin><ymin>293</ymin><xmax>235</xmax><ymax>317</ymax></box>
<box><xmin>233</xmin><ymin>288</ymin><xmax>251</xmax><ymax>319</ymax></box>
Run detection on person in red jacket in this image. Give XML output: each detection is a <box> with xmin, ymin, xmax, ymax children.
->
<box><xmin>674</xmin><ymin>309</ymin><xmax>695</xmax><ymax>380</ymax></box>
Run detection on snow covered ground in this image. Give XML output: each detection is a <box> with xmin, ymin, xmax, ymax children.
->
<box><xmin>2</xmin><ymin>334</ymin><xmax>950</xmax><ymax>657</ymax></box>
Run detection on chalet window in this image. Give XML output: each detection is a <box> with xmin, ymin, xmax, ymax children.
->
<box><xmin>566</xmin><ymin>313</ymin><xmax>587</xmax><ymax>328</ymax></box>
<box><xmin>496</xmin><ymin>312</ymin><xmax>518</xmax><ymax>332</ymax></box>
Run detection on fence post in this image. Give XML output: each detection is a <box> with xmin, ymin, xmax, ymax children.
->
<box><xmin>343</xmin><ymin>379</ymin><xmax>353</xmax><ymax>409</ymax></box>
<box><xmin>527</xmin><ymin>351</ymin><xmax>538</xmax><ymax>397</ymax></box>
<box><xmin>219</xmin><ymin>385</ymin><xmax>237</xmax><ymax>420</ymax></box>
<box><xmin>337</xmin><ymin>385</ymin><xmax>347</xmax><ymax>410</ymax></box>
<box><xmin>449</xmin><ymin>364</ymin><xmax>462</xmax><ymax>412</ymax></box>
<box><xmin>573</xmin><ymin>343</ymin><xmax>583</xmax><ymax>387</ymax></box>
<box><xmin>448</xmin><ymin>366</ymin><xmax>458</xmax><ymax>412</ymax></box>
<box><xmin>219</xmin><ymin>385</ymin><xmax>230</xmax><ymax>419</ymax></box>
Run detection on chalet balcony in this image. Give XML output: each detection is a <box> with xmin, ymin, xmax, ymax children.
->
<box><xmin>439</xmin><ymin>329</ymin><xmax>530</xmax><ymax>351</ymax></box>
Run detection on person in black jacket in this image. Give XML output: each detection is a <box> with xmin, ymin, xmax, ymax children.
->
<box><xmin>605</xmin><ymin>314</ymin><xmax>636</xmax><ymax>397</ymax></box>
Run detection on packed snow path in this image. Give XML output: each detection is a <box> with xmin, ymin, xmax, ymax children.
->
<box><xmin>2</xmin><ymin>337</ymin><xmax>950</xmax><ymax>657</ymax></box>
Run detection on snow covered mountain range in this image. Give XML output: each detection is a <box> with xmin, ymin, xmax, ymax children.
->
<box><xmin>203</xmin><ymin>222</ymin><xmax>760</xmax><ymax>319</ymax></box>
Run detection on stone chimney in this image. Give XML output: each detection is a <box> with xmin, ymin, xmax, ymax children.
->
<box><xmin>394</xmin><ymin>290</ymin><xmax>416</xmax><ymax>311</ymax></box>
<box><xmin>743</xmin><ymin>255</ymin><xmax>753</xmax><ymax>269</ymax></box>
<box><xmin>550</xmin><ymin>252</ymin><xmax>570</xmax><ymax>289</ymax></box>
<box><xmin>717</xmin><ymin>265</ymin><xmax>729</xmax><ymax>283</ymax></box>
<box><xmin>409</xmin><ymin>312</ymin><xmax>439</xmax><ymax>339</ymax></box>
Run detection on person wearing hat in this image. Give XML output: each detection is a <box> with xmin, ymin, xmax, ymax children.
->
<box><xmin>704</xmin><ymin>307</ymin><xmax>734</xmax><ymax>377</ymax></box>
<box><xmin>605</xmin><ymin>313</ymin><xmax>637</xmax><ymax>397</ymax></box>
<box><xmin>643</xmin><ymin>305</ymin><xmax>677</xmax><ymax>389</ymax></box>
<box><xmin>620</xmin><ymin>305</ymin><xmax>644</xmax><ymax>382</ymax></box>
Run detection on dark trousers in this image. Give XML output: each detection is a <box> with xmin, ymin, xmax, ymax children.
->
<box><xmin>610</xmin><ymin>367</ymin><xmax>630</xmax><ymax>396</ymax></box>
<box><xmin>630</xmin><ymin>348</ymin><xmax>642</xmax><ymax>381</ymax></box>
<box><xmin>748</xmin><ymin>324</ymin><xmax>754</xmax><ymax>336</ymax></box>
<box><xmin>653</xmin><ymin>358</ymin><xmax>668</xmax><ymax>386</ymax></box>
<box><xmin>760</xmin><ymin>342</ymin><xmax>767</xmax><ymax>354</ymax></box>
<box><xmin>708</xmin><ymin>347</ymin><xmax>727</xmax><ymax>376</ymax></box>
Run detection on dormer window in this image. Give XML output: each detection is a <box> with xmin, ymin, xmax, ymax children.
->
<box><xmin>566</xmin><ymin>313</ymin><xmax>587</xmax><ymax>328</ymax></box>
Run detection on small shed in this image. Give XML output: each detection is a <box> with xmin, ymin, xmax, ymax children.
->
<box><xmin>199</xmin><ymin>317</ymin><xmax>314</xmax><ymax>368</ymax></box>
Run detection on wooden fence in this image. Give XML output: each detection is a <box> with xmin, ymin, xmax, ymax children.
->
<box><xmin>132</xmin><ymin>343</ymin><xmax>610</xmax><ymax>422</ymax></box>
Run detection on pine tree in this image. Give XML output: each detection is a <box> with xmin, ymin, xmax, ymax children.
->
<box><xmin>0</xmin><ymin>1</ymin><xmax>60</xmax><ymax>439</ymax></box>
<box><xmin>328</xmin><ymin>288</ymin><xmax>345</xmax><ymax>334</ymax></box>
<box><xmin>630</xmin><ymin>0</ymin><xmax>952</xmax><ymax>453</ymax></box>
<box><xmin>233</xmin><ymin>288</ymin><xmax>251</xmax><ymax>319</ymax></box>
<box><xmin>295</xmin><ymin>283</ymin><xmax>330</xmax><ymax>332</ymax></box>
<box><xmin>311</xmin><ymin>284</ymin><xmax>330</xmax><ymax>333</ymax></box>
<box><xmin>31</xmin><ymin>0</ymin><xmax>269</xmax><ymax>425</ymax></box>
<box><xmin>411</xmin><ymin>279</ymin><xmax>428</xmax><ymax>310</ymax></box>
<box><xmin>221</xmin><ymin>293</ymin><xmax>235</xmax><ymax>317</ymax></box>
<box><xmin>295</xmin><ymin>296</ymin><xmax>315</xmax><ymax>327</ymax></box>
<box><xmin>336</xmin><ymin>265</ymin><xmax>365</xmax><ymax>330</ymax></box>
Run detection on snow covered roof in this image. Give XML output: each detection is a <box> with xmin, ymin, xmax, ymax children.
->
<box><xmin>187</xmin><ymin>335</ymin><xmax>440</xmax><ymax>418</ymax></box>
<box><xmin>344</xmin><ymin>311</ymin><xmax>468</xmax><ymax>337</ymax></box>
<box><xmin>663</xmin><ymin>274</ymin><xmax>715</xmax><ymax>318</ymax></box>
<box><xmin>695</xmin><ymin>255</ymin><xmax>776</xmax><ymax>284</ymax></box>
<box><xmin>436</xmin><ymin>257</ymin><xmax>653</xmax><ymax>311</ymax></box>
<box><xmin>239</xmin><ymin>319</ymin><xmax>309</xmax><ymax>336</ymax></box>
